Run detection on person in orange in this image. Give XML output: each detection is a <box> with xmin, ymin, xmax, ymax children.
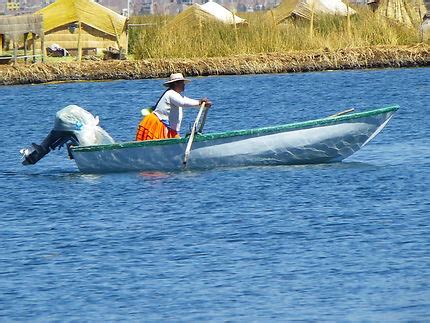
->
<box><xmin>136</xmin><ymin>73</ymin><xmax>212</xmax><ymax>141</ymax></box>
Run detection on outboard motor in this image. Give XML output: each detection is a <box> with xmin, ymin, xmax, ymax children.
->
<box><xmin>21</xmin><ymin>105</ymin><xmax>115</xmax><ymax>166</ymax></box>
<box><xmin>20</xmin><ymin>130</ymin><xmax>79</xmax><ymax>165</ymax></box>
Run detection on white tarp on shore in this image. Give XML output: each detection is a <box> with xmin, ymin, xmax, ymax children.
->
<box><xmin>294</xmin><ymin>0</ymin><xmax>356</xmax><ymax>19</ymax></box>
<box><xmin>200</xmin><ymin>1</ymin><xmax>246</xmax><ymax>24</ymax></box>
<box><xmin>168</xmin><ymin>1</ymin><xmax>246</xmax><ymax>27</ymax></box>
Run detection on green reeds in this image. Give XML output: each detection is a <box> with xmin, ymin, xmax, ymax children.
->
<box><xmin>129</xmin><ymin>6</ymin><xmax>421</xmax><ymax>59</ymax></box>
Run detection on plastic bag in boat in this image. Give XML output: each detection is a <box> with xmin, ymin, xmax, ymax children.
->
<box><xmin>54</xmin><ymin>105</ymin><xmax>114</xmax><ymax>146</ymax></box>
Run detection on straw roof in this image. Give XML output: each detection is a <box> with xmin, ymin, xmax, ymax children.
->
<box><xmin>369</xmin><ymin>0</ymin><xmax>427</xmax><ymax>26</ymax></box>
<box><xmin>267</xmin><ymin>0</ymin><xmax>300</xmax><ymax>24</ymax></box>
<box><xmin>0</xmin><ymin>14</ymin><xmax>43</xmax><ymax>41</ymax></box>
<box><xmin>268</xmin><ymin>0</ymin><xmax>356</xmax><ymax>24</ymax></box>
<box><xmin>36</xmin><ymin>0</ymin><xmax>127</xmax><ymax>37</ymax></box>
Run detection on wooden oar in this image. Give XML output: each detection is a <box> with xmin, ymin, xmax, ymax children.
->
<box><xmin>183</xmin><ymin>101</ymin><xmax>206</xmax><ymax>166</ymax></box>
<box><xmin>198</xmin><ymin>105</ymin><xmax>209</xmax><ymax>133</ymax></box>
<box><xmin>328</xmin><ymin>108</ymin><xmax>355</xmax><ymax>118</ymax></box>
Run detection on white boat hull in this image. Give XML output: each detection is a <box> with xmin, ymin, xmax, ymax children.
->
<box><xmin>70</xmin><ymin>106</ymin><xmax>398</xmax><ymax>173</ymax></box>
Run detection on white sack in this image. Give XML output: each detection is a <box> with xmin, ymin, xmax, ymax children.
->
<box><xmin>54</xmin><ymin>105</ymin><xmax>115</xmax><ymax>146</ymax></box>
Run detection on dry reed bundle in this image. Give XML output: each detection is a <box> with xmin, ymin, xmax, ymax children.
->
<box><xmin>1</xmin><ymin>45</ymin><xmax>430</xmax><ymax>86</ymax></box>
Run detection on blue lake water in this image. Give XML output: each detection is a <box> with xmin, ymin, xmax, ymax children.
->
<box><xmin>1</xmin><ymin>68</ymin><xmax>429</xmax><ymax>320</ymax></box>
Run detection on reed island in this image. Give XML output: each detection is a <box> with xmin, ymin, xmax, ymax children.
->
<box><xmin>1</xmin><ymin>5</ymin><xmax>429</xmax><ymax>86</ymax></box>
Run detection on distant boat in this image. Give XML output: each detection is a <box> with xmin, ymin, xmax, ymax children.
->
<box><xmin>67</xmin><ymin>105</ymin><xmax>398</xmax><ymax>173</ymax></box>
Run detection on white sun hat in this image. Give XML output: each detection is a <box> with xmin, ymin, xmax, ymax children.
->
<box><xmin>163</xmin><ymin>73</ymin><xmax>190</xmax><ymax>86</ymax></box>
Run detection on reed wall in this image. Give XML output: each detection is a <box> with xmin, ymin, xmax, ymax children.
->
<box><xmin>1</xmin><ymin>45</ymin><xmax>429</xmax><ymax>85</ymax></box>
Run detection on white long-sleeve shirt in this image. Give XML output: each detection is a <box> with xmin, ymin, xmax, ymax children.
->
<box><xmin>153</xmin><ymin>89</ymin><xmax>200</xmax><ymax>132</ymax></box>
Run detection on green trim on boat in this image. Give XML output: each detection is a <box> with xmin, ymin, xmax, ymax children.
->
<box><xmin>72</xmin><ymin>105</ymin><xmax>399</xmax><ymax>153</ymax></box>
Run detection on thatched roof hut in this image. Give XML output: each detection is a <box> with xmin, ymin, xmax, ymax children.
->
<box><xmin>368</xmin><ymin>0</ymin><xmax>427</xmax><ymax>26</ymax></box>
<box><xmin>35</xmin><ymin>0</ymin><xmax>127</xmax><ymax>57</ymax></box>
<box><xmin>268</xmin><ymin>0</ymin><xmax>356</xmax><ymax>25</ymax></box>
<box><xmin>0</xmin><ymin>14</ymin><xmax>44</xmax><ymax>63</ymax></box>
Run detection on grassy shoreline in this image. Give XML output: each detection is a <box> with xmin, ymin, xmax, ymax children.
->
<box><xmin>1</xmin><ymin>45</ymin><xmax>430</xmax><ymax>86</ymax></box>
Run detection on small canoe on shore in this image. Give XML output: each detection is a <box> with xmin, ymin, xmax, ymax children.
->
<box><xmin>68</xmin><ymin>105</ymin><xmax>399</xmax><ymax>173</ymax></box>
